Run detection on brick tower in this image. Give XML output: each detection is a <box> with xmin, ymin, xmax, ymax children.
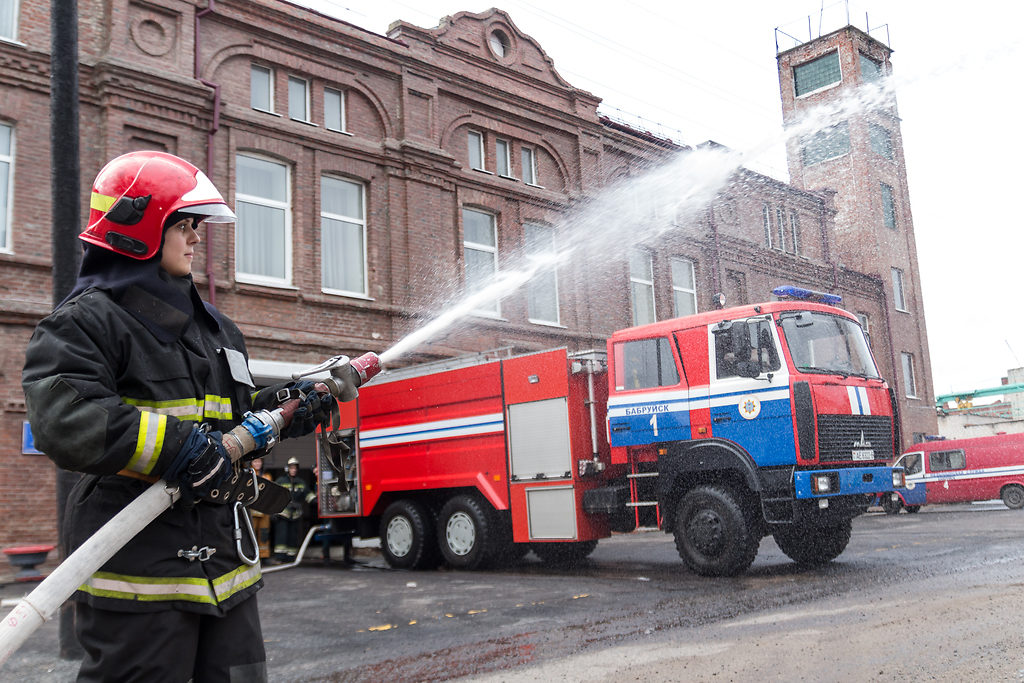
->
<box><xmin>777</xmin><ymin>25</ymin><xmax>936</xmax><ymax>442</ymax></box>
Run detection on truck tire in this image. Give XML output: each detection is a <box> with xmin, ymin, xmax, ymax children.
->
<box><xmin>1001</xmin><ymin>484</ymin><xmax>1024</xmax><ymax>509</ymax></box>
<box><xmin>438</xmin><ymin>494</ymin><xmax>493</xmax><ymax>570</ymax></box>
<box><xmin>881</xmin><ymin>495</ymin><xmax>903</xmax><ymax>515</ymax></box>
<box><xmin>673</xmin><ymin>485</ymin><xmax>759</xmax><ymax>577</ymax></box>
<box><xmin>380</xmin><ymin>500</ymin><xmax>438</xmax><ymax>569</ymax></box>
<box><xmin>773</xmin><ymin>520</ymin><xmax>852</xmax><ymax>566</ymax></box>
<box><xmin>905</xmin><ymin>505</ymin><xmax>921</xmax><ymax>513</ymax></box>
<box><xmin>531</xmin><ymin>540</ymin><xmax>598</xmax><ymax>568</ymax></box>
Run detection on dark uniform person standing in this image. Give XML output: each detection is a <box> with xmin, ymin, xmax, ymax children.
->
<box><xmin>22</xmin><ymin>151</ymin><xmax>331</xmax><ymax>682</ymax></box>
<box><xmin>273</xmin><ymin>457</ymin><xmax>317</xmax><ymax>563</ymax></box>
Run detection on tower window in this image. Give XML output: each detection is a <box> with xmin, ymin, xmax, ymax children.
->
<box><xmin>860</xmin><ymin>53</ymin><xmax>884</xmax><ymax>82</ymax></box>
<box><xmin>801</xmin><ymin>121</ymin><xmax>850</xmax><ymax>166</ymax></box>
<box><xmin>870</xmin><ymin>123</ymin><xmax>894</xmax><ymax>160</ymax></box>
<box><xmin>892</xmin><ymin>267</ymin><xmax>907</xmax><ymax>312</ymax></box>
<box><xmin>881</xmin><ymin>183</ymin><xmax>897</xmax><ymax>229</ymax></box>
<box><xmin>901</xmin><ymin>352</ymin><xmax>918</xmax><ymax>398</ymax></box>
<box><xmin>794</xmin><ymin>51</ymin><xmax>841</xmax><ymax>96</ymax></box>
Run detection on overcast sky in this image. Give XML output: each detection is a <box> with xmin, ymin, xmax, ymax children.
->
<box><xmin>299</xmin><ymin>0</ymin><xmax>1024</xmax><ymax>400</ymax></box>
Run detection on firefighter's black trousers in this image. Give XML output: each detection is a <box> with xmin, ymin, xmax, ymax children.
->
<box><xmin>74</xmin><ymin>595</ymin><xmax>266</xmax><ymax>682</ymax></box>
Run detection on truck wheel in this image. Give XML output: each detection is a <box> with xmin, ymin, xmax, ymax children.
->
<box><xmin>380</xmin><ymin>500</ymin><xmax>438</xmax><ymax>569</ymax></box>
<box><xmin>531</xmin><ymin>540</ymin><xmax>598</xmax><ymax>568</ymax></box>
<box><xmin>905</xmin><ymin>505</ymin><xmax>921</xmax><ymax>514</ymax></box>
<box><xmin>773</xmin><ymin>520</ymin><xmax>852</xmax><ymax>566</ymax></box>
<box><xmin>1001</xmin><ymin>484</ymin><xmax>1024</xmax><ymax>509</ymax></box>
<box><xmin>881</xmin><ymin>495</ymin><xmax>903</xmax><ymax>515</ymax></box>
<box><xmin>438</xmin><ymin>494</ymin><xmax>493</xmax><ymax>570</ymax></box>
<box><xmin>673</xmin><ymin>485</ymin><xmax>759</xmax><ymax>577</ymax></box>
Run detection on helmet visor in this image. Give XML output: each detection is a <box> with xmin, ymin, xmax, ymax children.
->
<box><xmin>178</xmin><ymin>202</ymin><xmax>237</xmax><ymax>223</ymax></box>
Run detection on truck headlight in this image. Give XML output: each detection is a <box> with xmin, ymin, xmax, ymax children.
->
<box><xmin>811</xmin><ymin>474</ymin><xmax>832</xmax><ymax>494</ymax></box>
<box><xmin>892</xmin><ymin>470</ymin><xmax>905</xmax><ymax>488</ymax></box>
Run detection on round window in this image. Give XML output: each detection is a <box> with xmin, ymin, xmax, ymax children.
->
<box><xmin>489</xmin><ymin>29</ymin><xmax>510</xmax><ymax>59</ymax></box>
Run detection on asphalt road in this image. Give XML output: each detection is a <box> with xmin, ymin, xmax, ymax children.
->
<box><xmin>5</xmin><ymin>503</ymin><xmax>1024</xmax><ymax>681</ymax></box>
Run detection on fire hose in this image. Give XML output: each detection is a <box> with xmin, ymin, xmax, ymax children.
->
<box><xmin>0</xmin><ymin>352</ymin><xmax>381</xmax><ymax>667</ymax></box>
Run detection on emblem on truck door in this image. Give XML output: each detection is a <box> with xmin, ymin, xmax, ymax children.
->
<box><xmin>852</xmin><ymin>431</ymin><xmax>875</xmax><ymax>460</ymax></box>
<box><xmin>739</xmin><ymin>396</ymin><xmax>761</xmax><ymax>420</ymax></box>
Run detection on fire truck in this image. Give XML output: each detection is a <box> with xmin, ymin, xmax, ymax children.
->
<box><xmin>314</xmin><ymin>287</ymin><xmax>905</xmax><ymax>576</ymax></box>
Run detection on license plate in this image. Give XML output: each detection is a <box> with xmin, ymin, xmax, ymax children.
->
<box><xmin>852</xmin><ymin>449</ymin><xmax>875</xmax><ymax>461</ymax></box>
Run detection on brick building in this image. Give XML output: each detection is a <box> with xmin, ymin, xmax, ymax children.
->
<box><xmin>0</xmin><ymin>0</ymin><xmax>935</xmax><ymax>546</ymax></box>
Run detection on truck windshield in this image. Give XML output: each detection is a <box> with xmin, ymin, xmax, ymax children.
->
<box><xmin>778</xmin><ymin>311</ymin><xmax>880</xmax><ymax>379</ymax></box>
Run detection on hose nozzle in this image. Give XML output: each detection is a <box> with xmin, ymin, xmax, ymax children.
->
<box><xmin>292</xmin><ymin>351</ymin><xmax>383</xmax><ymax>403</ymax></box>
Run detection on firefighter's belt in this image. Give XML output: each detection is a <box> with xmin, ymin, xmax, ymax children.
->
<box><xmin>117</xmin><ymin>467</ymin><xmax>289</xmax><ymax>514</ymax></box>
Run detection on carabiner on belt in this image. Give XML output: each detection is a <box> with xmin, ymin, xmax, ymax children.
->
<box><xmin>233</xmin><ymin>501</ymin><xmax>260</xmax><ymax>566</ymax></box>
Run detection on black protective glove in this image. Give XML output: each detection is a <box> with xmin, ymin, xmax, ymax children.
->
<box><xmin>286</xmin><ymin>382</ymin><xmax>334</xmax><ymax>438</ymax></box>
<box><xmin>165</xmin><ymin>428</ymin><xmax>233</xmax><ymax>507</ymax></box>
<box><xmin>252</xmin><ymin>380</ymin><xmax>333</xmax><ymax>439</ymax></box>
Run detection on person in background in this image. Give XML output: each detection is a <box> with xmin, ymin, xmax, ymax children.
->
<box><xmin>273</xmin><ymin>457</ymin><xmax>317</xmax><ymax>563</ymax></box>
<box><xmin>22</xmin><ymin>151</ymin><xmax>331</xmax><ymax>681</ymax></box>
<box><xmin>250</xmin><ymin>457</ymin><xmax>274</xmax><ymax>560</ymax></box>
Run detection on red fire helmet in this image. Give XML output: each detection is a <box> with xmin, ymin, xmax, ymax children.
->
<box><xmin>81</xmin><ymin>151</ymin><xmax>236</xmax><ymax>260</ymax></box>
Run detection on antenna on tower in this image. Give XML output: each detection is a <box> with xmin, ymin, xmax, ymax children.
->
<box><xmin>1007</xmin><ymin>340</ymin><xmax>1021</xmax><ymax>366</ymax></box>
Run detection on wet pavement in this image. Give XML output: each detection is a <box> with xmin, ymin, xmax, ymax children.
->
<box><xmin>3</xmin><ymin>502</ymin><xmax>1022</xmax><ymax>681</ymax></box>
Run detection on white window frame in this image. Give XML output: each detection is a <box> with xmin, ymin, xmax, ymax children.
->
<box><xmin>496</xmin><ymin>138</ymin><xmax>512</xmax><ymax>177</ymax></box>
<box><xmin>0</xmin><ymin>0</ymin><xmax>18</xmax><ymax>41</ymax></box>
<box><xmin>324</xmin><ymin>87</ymin><xmax>346</xmax><ymax>133</ymax></box>
<box><xmin>521</xmin><ymin>146</ymin><xmax>537</xmax><ymax>185</ymax></box>
<box><xmin>524</xmin><ymin>222</ymin><xmax>560</xmax><ymax>325</ymax></box>
<box><xmin>0</xmin><ymin>122</ymin><xmax>13</xmax><ymax>253</ymax></box>
<box><xmin>288</xmin><ymin>75</ymin><xmax>311</xmax><ymax>123</ymax></box>
<box><xmin>892</xmin><ymin>267</ymin><xmax>907</xmax><ymax>312</ymax></box>
<box><xmin>630</xmin><ymin>249</ymin><xmax>656</xmax><ymax>327</ymax></box>
<box><xmin>234</xmin><ymin>154</ymin><xmax>292</xmax><ymax>287</ymax></box>
<box><xmin>467</xmin><ymin>130</ymin><xmax>485</xmax><ymax>171</ymax></box>
<box><xmin>462</xmin><ymin>208</ymin><xmax>500</xmax><ymax>316</ymax></box>
<box><xmin>671</xmin><ymin>257</ymin><xmax>697</xmax><ymax>318</ymax></box>
<box><xmin>901</xmin><ymin>352</ymin><xmax>918</xmax><ymax>398</ymax></box>
<box><xmin>320</xmin><ymin>175</ymin><xmax>367</xmax><ymax>298</ymax></box>
<box><xmin>250</xmin><ymin>64</ymin><xmax>274</xmax><ymax>113</ymax></box>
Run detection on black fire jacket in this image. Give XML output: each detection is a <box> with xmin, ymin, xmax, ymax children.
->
<box><xmin>23</xmin><ymin>284</ymin><xmax>268</xmax><ymax>614</ymax></box>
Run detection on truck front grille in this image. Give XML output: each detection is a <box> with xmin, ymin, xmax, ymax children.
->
<box><xmin>816</xmin><ymin>414</ymin><xmax>893</xmax><ymax>463</ymax></box>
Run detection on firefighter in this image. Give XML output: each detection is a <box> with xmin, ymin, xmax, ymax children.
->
<box><xmin>250</xmin><ymin>457</ymin><xmax>274</xmax><ymax>559</ymax></box>
<box><xmin>21</xmin><ymin>151</ymin><xmax>332</xmax><ymax>682</ymax></box>
<box><xmin>273</xmin><ymin>457</ymin><xmax>316</xmax><ymax>562</ymax></box>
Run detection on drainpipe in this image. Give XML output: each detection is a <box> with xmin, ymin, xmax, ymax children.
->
<box><xmin>50</xmin><ymin>0</ymin><xmax>84</xmax><ymax>659</ymax></box>
<box><xmin>195</xmin><ymin>1</ymin><xmax>220</xmax><ymax>305</ymax></box>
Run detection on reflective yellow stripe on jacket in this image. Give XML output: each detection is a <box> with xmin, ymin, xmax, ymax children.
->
<box><xmin>124</xmin><ymin>395</ymin><xmax>236</xmax><ymax>422</ymax></box>
<box><xmin>125</xmin><ymin>411</ymin><xmax>167</xmax><ymax>475</ymax></box>
<box><xmin>203</xmin><ymin>394</ymin><xmax>234</xmax><ymax>421</ymax></box>
<box><xmin>79</xmin><ymin>563</ymin><xmax>261</xmax><ymax>605</ymax></box>
<box><xmin>122</xmin><ymin>395</ymin><xmax>234</xmax><ymax>474</ymax></box>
